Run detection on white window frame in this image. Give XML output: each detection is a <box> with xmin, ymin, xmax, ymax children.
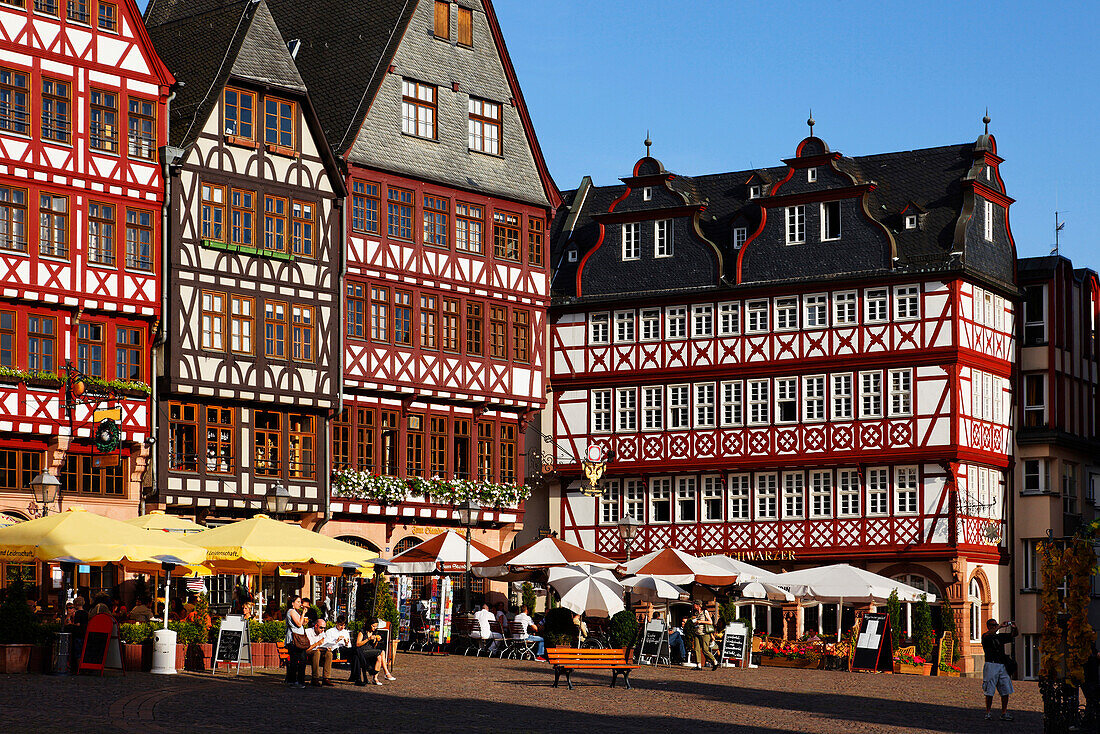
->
<box><xmin>654</xmin><ymin>219</ymin><xmax>673</xmax><ymax>258</ymax></box>
<box><xmin>810</xmin><ymin>469</ymin><xmax>832</xmax><ymax>518</ymax></box>
<box><xmin>1022</xmin><ymin>634</ymin><xmax>1040</xmax><ymax>681</ymax></box>
<box><xmin>894</xmin><ymin>466</ymin><xmax>918</xmax><ymax>515</ymax></box>
<box><xmin>600</xmin><ymin>479</ymin><xmax>621</xmax><ymax>525</ymax></box>
<box><xmin>701</xmin><ymin>475</ymin><xmax>723</xmax><ymax>522</ymax></box>
<box><xmin>803</xmin><ymin>374</ymin><xmax>825</xmax><ymax>422</ymax></box>
<box><xmin>905</xmin><ymin>214</ymin><xmax>918</xmax><ymax>230</ymax></box>
<box><xmin>665</xmin><ymin>306</ymin><xmax>687</xmax><ymax>340</ymax></box>
<box><xmin>718</xmin><ymin>302</ymin><xmax>740</xmax><ymax>336</ymax></box>
<box><xmin>820</xmin><ymin>200</ymin><xmax>841</xmax><ymax>241</ymax></box>
<box><xmin>1023</xmin><ymin>285</ymin><xmax>1046</xmax><ymax>344</ymax></box>
<box><xmin>733</xmin><ymin>226</ymin><xmax>747</xmax><ymax>249</ymax></box>
<box><xmin>613</xmin><ymin>310</ymin><xmax>635</xmax><ymax>344</ymax></box>
<box><xmin>866</xmin><ymin>467</ymin><xmax>889</xmax><ymax>516</ymax></box>
<box><xmin>623</xmin><ymin>478</ymin><xmax>645</xmax><ymax>521</ymax></box>
<box><xmin>591</xmin><ymin>389</ymin><xmax>612</xmax><ymax>433</ymax></box>
<box><xmin>649</xmin><ymin>477</ymin><xmax>672</xmax><ymax>524</ymax></box>
<box><xmin>755</xmin><ymin>472</ymin><xmax>778</xmax><ymax>520</ymax></box>
<box><xmin>1022</xmin><ymin>459</ymin><xmax>1049</xmax><ymax>494</ymax></box>
<box><xmin>833</xmin><ymin>291</ymin><xmax>858</xmax><ymax>326</ymax></box>
<box><xmin>888</xmin><ymin>368</ymin><xmax>912</xmax><ymax>417</ymax></box>
<box><xmin>775</xmin><ymin>377</ymin><xmax>797</xmax><ymax>424</ymax></box>
<box><xmin>748</xmin><ymin>379</ymin><xmax>769</xmax><ymax>425</ymax></box>
<box><xmin>642</xmin><ymin>186</ymin><xmax>652</xmax><ymax>201</ymax></box>
<box><xmin>864</xmin><ymin>288</ymin><xmax>888</xmax><ymax>323</ymax></box>
<box><xmin>694</xmin><ymin>383</ymin><xmax>716</xmax><ymax>428</ymax></box>
<box><xmin>616</xmin><ymin>387</ymin><xmax>637</xmax><ymax>432</ymax></box>
<box><xmin>782</xmin><ymin>471</ymin><xmax>804</xmax><ymax>519</ymax></box>
<box><xmin>720</xmin><ymin>380</ymin><xmax>743</xmax><ymax>427</ymax></box>
<box><xmin>837</xmin><ymin>468</ymin><xmax>860</xmax><ymax>517</ymax></box>
<box><xmin>785</xmin><ymin>205</ymin><xmax>805</xmax><ymax>244</ymax></box>
<box><xmin>803</xmin><ymin>293</ymin><xmax>827</xmax><ymax>329</ymax></box>
<box><xmin>640</xmin><ymin>308</ymin><xmax>661</xmax><ymax>342</ymax></box>
<box><xmin>621</xmin><ymin>222</ymin><xmax>640</xmax><ymax>260</ymax></box>
<box><xmin>774</xmin><ymin>297</ymin><xmax>798</xmax><ymax>331</ymax></box>
<box><xmin>807</xmin><ymin>167</ymin><xmax>817</xmax><ymax>183</ymax></box>
<box><xmin>894</xmin><ymin>285</ymin><xmax>920</xmax><ymax>321</ymax></box>
<box><xmin>832</xmin><ymin>373</ymin><xmax>854</xmax><ymax>420</ymax></box>
<box><xmin>746</xmin><ymin>299</ymin><xmax>769</xmax><ymax>333</ymax></box>
<box><xmin>676</xmin><ymin>476</ymin><xmax>697</xmax><ymax>523</ymax></box>
<box><xmin>589</xmin><ymin>312</ymin><xmax>610</xmax><ymax>345</ymax></box>
<box><xmin>641</xmin><ymin>386</ymin><xmax>663</xmax><ymax>431</ymax></box>
<box><xmin>859</xmin><ymin>371</ymin><xmax>883</xmax><ymax>419</ymax></box>
<box><xmin>748</xmin><ymin>185</ymin><xmax>761</xmax><ymax>199</ymax></box>
<box><xmin>728</xmin><ymin>474</ymin><xmax>750</xmax><ymax>520</ymax></box>
<box><xmin>983</xmin><ymin>199</ymin><xmax>994</xmax><ymax>241</ymax></box>
<box><xmin>667</xmin><ymin>384</ymin><xmax>689</xmax><ymax>430</ymax></box>
<box><xmin>692</xmin><ymin>304</ymin><xmax>714</xmax><ymax>339</ymax></box>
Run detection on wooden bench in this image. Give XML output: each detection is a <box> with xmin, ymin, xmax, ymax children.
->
<box><xmin>275</xmin><ymin>641</ymin><xmax>290</xmax><ymax>668</ymax></box>
<box><xmin>545</xmin><ymin>648</ymin><xmax>639</xmax><ymax>690</ymax></box>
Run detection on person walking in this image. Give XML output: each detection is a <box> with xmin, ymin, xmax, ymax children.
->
<box><xmin>689</xmin><ymin>602</ymin><xmax>719</xmax><ymax>671</ymax></box>
<box><xmin>284</xmin><ymin>595</ymin><xmax>308</xmax><ymax>688</ymax></box>
<box><xmin>981</xmin><ymin>618</ymin><xmax>1018</xmax><ymax>721</ymax></box>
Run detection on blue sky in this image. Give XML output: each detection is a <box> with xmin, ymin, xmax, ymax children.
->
<box><xmin>492</xmin><ymin>0</ymin><xmax>1100</xmax><ymax>267</ymax></box>
<box><xmin>135</xmin><ymin>1</ymin><xmax>1097</xmax><ymax>267</ymax></box>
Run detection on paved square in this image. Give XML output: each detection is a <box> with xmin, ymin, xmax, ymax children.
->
<box><xmin>0</xmin><ymin>656</ymin><xmax>1043</xmax><ymax>733</ymax></box>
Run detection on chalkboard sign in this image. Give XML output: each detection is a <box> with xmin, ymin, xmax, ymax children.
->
<box><xmin>937</xmin><ymin>631</ymin><xmax>954</xmax><ymax>674</ymax></box>
<box><xmin>719</xmin><ymin>622</ymin><xmax>748</xmax><ymax>668</ymax></box>
<box><xmin>212</xmin><ymin>615</ymin><xmax>252</xmax><ymax>676</ymax></box>
<box><xmin>851</xmin><ymin>612</ymin><xmax>893</xmax><ymax>673</ymax></box>
<box><xmin>636</xmin><ymin>621</ymin><xmax>668</xmax><ymax>666</ymax></box>
<box><xmin>78</xmin><ymin>613</ymin><xmax>123</xmax><ymax>674</ymax></box>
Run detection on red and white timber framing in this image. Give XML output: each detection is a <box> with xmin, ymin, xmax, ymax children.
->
<box><xmin>551</xmin><ymin>273</ymin><xmax>1014</xmax><ymax>567</ymax></box>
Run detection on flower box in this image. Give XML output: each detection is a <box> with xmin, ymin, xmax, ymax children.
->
<box><xmin>0</xmin><ymin>643</ymin><xmax>34</xmax><ymax>673</ymax></box>
<box><xmin>118</xmin><ymin>387</ymin><xmax>151</xmax><ymax>399</ymax></box>
<box><xmin>894</xmin><ymin>661</ymin><xmax>933</xmax><ymax>675</ymax></box>
<box><xmin>0</xmin><ymin>373</ymin><xmax>21</xmax><ymax>386</ymax></box>
<box><xmin>940</xmin><ymin>670</ymin><xmax>961</xmax><ymax>677</ymax></box>
<box><xmin>759</xmin><ymin>654</ymin><xmax>822</xmax><ymax>669</ymax></box>
<box><xmin>24</xmin><ymin>375</ymin><xmax>61</xmax><ymax>389</ymax></box>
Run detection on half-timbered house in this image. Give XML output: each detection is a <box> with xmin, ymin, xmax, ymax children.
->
<box><xmin>1012</xmin><ymin>254</ymin><xmax>1100</xmax><ymax>679</ymax></box>
<box><xmin>548</xmin><ymin>126</ymin><xmax>1017</xmax><ymax>668</ymax></box>
<box><xmin>146</xmin><ymin>0</ymin><xmax>344</xmax><ymax>521</ymax></box>
<box><xmin>0</xmin><ymin>0</ymin><xmax>171</xmax><ymax>553</ymax></box>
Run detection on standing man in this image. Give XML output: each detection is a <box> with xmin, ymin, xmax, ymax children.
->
<box><xmin>981</xmin><ymin>618</ymin><xmax>1018</xmax><ymax>721</ymax></box>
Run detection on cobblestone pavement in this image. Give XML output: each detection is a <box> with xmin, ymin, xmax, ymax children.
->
<box><xmin>0</xmin><ymin>655</ymin><xmax>1042</xmax><ymax>733</ymax></box>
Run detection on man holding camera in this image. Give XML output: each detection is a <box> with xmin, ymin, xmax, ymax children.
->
<box><xmin>981</xmin><ymin>618</ymin><xmax>1018</xmax><ymax>721</ymax></box>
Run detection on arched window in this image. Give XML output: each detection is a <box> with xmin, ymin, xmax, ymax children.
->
<box><xmin>969</xmin><ymin>578</ymin><xmax>983</xmax><ymax>642</ymax></box>
<box><xmin>337</xmin><ymin>536</ymin><xmax>381</xmax><ymax>554</ymax></box>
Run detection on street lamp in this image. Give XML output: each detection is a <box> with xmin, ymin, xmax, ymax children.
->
<box><xmin>28</xmin><ymin>471</ymin><xmax>61</xmax><ymax>516</ymax></box>
<box><xmin>457</xmin><ymin>497</ymin><xmax>481</xmax><ymax>614</ymax></box>
<box><xmin>265</xmin><ymin>482</ymin><xmax>289</xmax><ymax>518</ymax></box>
<box><xmin>617</xmin><ymin>514</ymin><xmax>642</xmax><ymax>563</ymax></box>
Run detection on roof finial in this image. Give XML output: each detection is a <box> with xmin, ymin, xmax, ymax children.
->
<box><xmin>807</xmin><ymin>109</ymin><xmax>815</xmax><ymax>137</ymax></box>
<box><xmin>645</xmin><ymin>131</ymin><xmax>652</xmax><ymax>157</ymax></box>
<box><xmin>983</xmin><ymin>108</ymin><xmax>991</xmax><ymax>135</ymax></box>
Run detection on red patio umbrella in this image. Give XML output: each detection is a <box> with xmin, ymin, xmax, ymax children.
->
<box><xmin>387</xmin><ymin>530</ymin><xmax>499</xmax><ymax>575</ymax></box>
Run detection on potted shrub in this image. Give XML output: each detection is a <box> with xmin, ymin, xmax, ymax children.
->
<box><xmin>0</xmin><ymin>579</ymin><xmax>38</xmax><ymax>673</ymax></box>
<box><xmin>608</xmin><ymin>610</ymin><xmax>639</xmax><ymax>655</ymax></box>
<box><xmin>120</xmin><ymin>622</ymin><xmax>152</xmax><ymax>671</ymax></box>
<box><xmin>542</xmin><ymin>607</ymin><xmax>579</xmax><ymax>649</ymax></box>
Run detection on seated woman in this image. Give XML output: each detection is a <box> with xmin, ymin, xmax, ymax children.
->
<box><xmin>350</xmin><ymin>621</ymin><xmax>392</xmax><ymax>686</ymax></box>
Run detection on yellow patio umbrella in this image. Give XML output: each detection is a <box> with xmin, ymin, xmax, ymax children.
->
<box><xmin>0</xmin><ymin>507</ymin><xmax>206</xmax><ymax>567</ymax></box>
<box><xmin>189</xmin><ymin>514</ymin><xmax>378</xmax><ymax>577</ymax></box>
<box><xmin>0</xmin><ymin>513</ymin><xmax>23</xmax><ymax>528</ymax></box>
<box><xmin>125</xmin><ymin>510</ymin><xmax>206</xmax><ymax>534</ymax></box>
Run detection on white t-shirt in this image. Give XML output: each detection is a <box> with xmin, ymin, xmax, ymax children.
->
<box><xmin>324</xmin><ymin>628</ymin><xmax>351</xmax><ymax>649</ymax></box>
<box><xmin>305</xmin><ymin>627</ymin><xmax>327</xmax><ymax>648</ymax></box>
<box><xmin>513</xmin><ymin>613</ymin><xmax>534</xmax><ymax>636</ymax></box>
<box><xmin>473</xmin><ymin>608</ymin><xmax>494</xmax><ymax>638</ymax></box>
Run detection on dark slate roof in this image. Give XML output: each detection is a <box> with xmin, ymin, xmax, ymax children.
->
<box><xmin>147</xmin><ymin>0</ymin><xmax>414</xmax><ymax>154</ymax></box>
<box><xmin>146</xmin><ymin>0</ymin><xmax>304</xmax><ymax>148</ymax></box>
<box><xmin>552</xmin><ymin>140</ymin><xmax>1012</xmax><ymax>301</ymax></box>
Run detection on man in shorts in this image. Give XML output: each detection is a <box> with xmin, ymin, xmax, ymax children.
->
<box><xmin>981</xmin><ymin>618</ymin><xmax>1018</xmax><ymax>721</ymax></box>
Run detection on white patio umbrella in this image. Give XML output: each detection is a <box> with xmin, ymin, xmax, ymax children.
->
<box><xmin>547</xmin><ymin>564</ymin><xmax>625</xmax><ymax>618</ymax></box>
<box><xmin>737</xmin><ymin>581</ymin><xmax>794</xmax><ymax>602</ymax></box>
<box><xmin>621</xmin><ymin>575</ymin><xmax>686</xmax><ymax>604</ymax></box>
<box><xmin>701</xmin><ymin>555</ymin><xmax>781</xmax><ymax>583</ymax></box>
<box><xmin>621</xmin><ymin>548</ymin><xmax>738</xmax><ymax>586</ymax></box>
<box><xmin>474</xmin><ymin>537</ymin><xmax>615</xmax><ymax>581</ymax></box>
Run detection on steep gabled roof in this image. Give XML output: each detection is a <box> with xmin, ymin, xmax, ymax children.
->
<box><xmin>146</xmin><ymin>0</ymin><xmax>305</xmax><ymax>148</ymax></box>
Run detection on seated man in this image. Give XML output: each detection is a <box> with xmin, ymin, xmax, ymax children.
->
<box><xmin>512</xmin><ymin>605</ymin><xmax>546</xmax><ymax>658</ymax></box>
<box><xmin>324</xmin><ymin>615</ymin><xmax>352</xmax><ymax>663</ymax></box>
<box><xmin>472</xmin><ymin>603</ymin><xmax>503</xmax><ymax>652</ymax></box>
<box><xmin>656</xmin><ymin>613</ymin><xmax>689</xmax><ymax>666</ymax></box>
<box><xmin>305</xmin><ymin>618</ymin><xmax>334</xmax><ymax>686</ymax></box>
<box><xmin>129</xmin><ymin>598</ymin><xmax>154</xmax><ymax>623</ymax></box>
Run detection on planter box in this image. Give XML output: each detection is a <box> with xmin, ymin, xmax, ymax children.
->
<box><xmin>759</xmin><ymin>654</ymin><xmax>822</xmax><ymax>669</ymax></box>
<box><xmin>118</xmin><ymin>387</ymin><xmax>151</xmax><ymax>399</ymax></box>
<box><xmin>0</xmin><ymin>644</ymin><xmax>34</xmax><ymax>673</ymax></box>
<box><xmin>0</xmin><ymin>373</ymin><xmax>21</xmax><ymax>386</ymax></box>
<box><xmin>256</xmin><ymin>642</ymin><xmax>276</xmax><ymax>668</ymax></box>
<box><xmin>939</xmin><ymin>669</ymin><xmax>962</xmax><ymax>677</ymax></box>
<box><xmin>175</xmin><ymin>644</ymin><xmax>186</xmax><ymax>671</ymax></box>
<box><xmin>122</xmin><ymin>643</ymin><xmax>152</xmax><ymax>672</ymax></box>
<box><xmin>23</xmin><ymin>377</ymin><xmax>61</xmax><ymax>389</ymax></box>
<box><xmin>894</xmin><ymin>661</ymin><xmax>933</xmax><ymax>675</ymax></box>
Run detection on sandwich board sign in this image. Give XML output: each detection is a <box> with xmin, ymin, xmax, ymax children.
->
<box><xmin>636</xmin><ymin>621</ymin><xmax>669</xmax><ymax>666</ymax></box>
<box><xmin>719</xmin><ymin>622</ymin><xmax>749</xmax><ymax>668</ymax></box>
<box><xmin>79</xmin><ymin>613</ymin><xmax>124</xmax><ymax>675</ymax></box>
<box><xmin>850</xmin><ymin>612</ymin><xmax>893</xmax><ymax>672</ymax></box>
<box><xmin>212</xmin><ymin>615</ymin><xmax>252</xmax><ymax>676</ymax></box>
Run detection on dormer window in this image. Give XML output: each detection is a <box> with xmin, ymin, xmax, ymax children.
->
<box><xmin>985</xmin><ymin>167</ymin><xmax>991</xmax><ymax>181</ymax></box>
<box><xmin>643</xmin><ymin>187</ymin><xmax>652</xmax><ymax>201</ymax></box>
<box><xmin>566</xmin><ymin>248</ymin><xmax>578</xmax><ymax>263</ymax></box>
<box><xmin>622</xmin><ymin>222</ymin><xmax>640</xmax><ymax>260</ymax></box>
<box><xmin>733</xmin><ymin>226</ymin><xmax>747</xmax><ymax>249</ymax></box>
<box><xmin>807</xmin><ymin>168</ymin><xmax>817</xmax><ymax>183</ymax></box>
<box><xmin>749</xmin><ymin>185</ymin><xmax>761</xmax><ymax>199</ymax></box>
<box><xmin>905</xmin><ymin>214</ymin><xmax>918</xmax><ymax>230</ymax></box>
